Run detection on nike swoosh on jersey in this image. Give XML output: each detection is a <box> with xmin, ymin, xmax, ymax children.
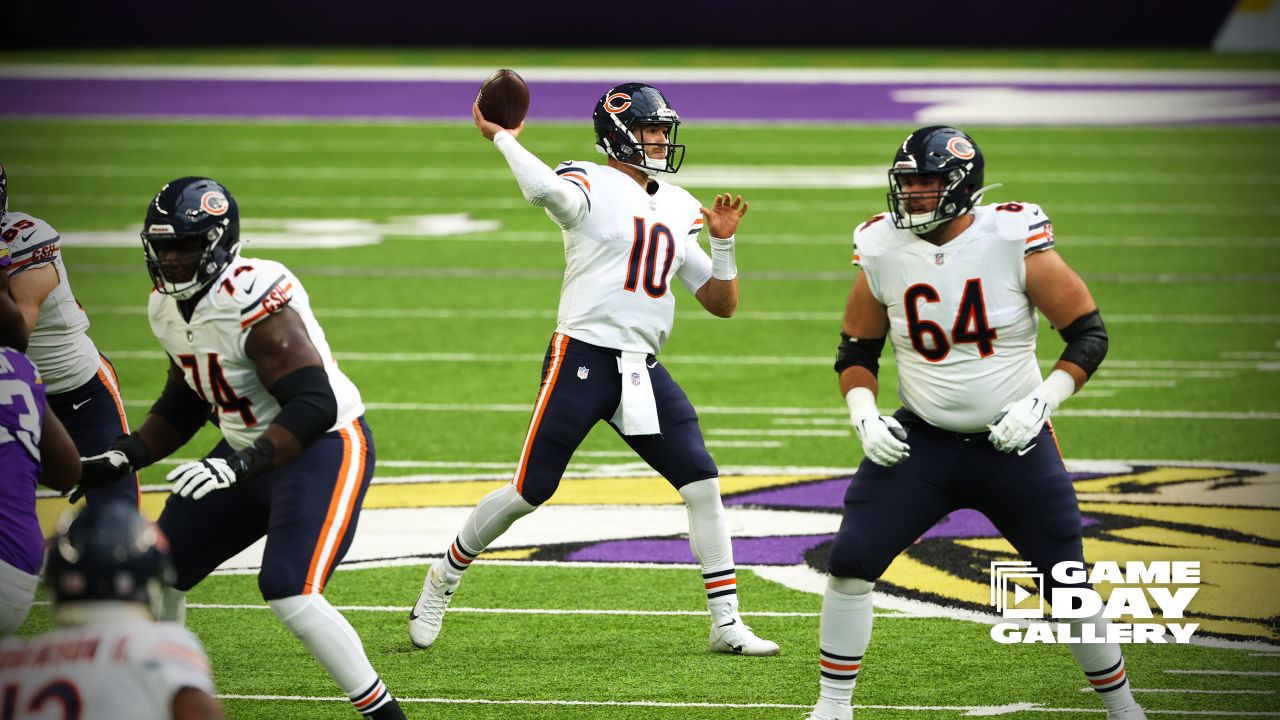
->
<box><xmin>71</xmin><ymin>399</ymin><xmax>92</xmax><ymax>410</ymax></box>
<box><xmin>1017</xmin><ymin>443</ymin><xmax>1038</xmax><ymax>456</ymax></box>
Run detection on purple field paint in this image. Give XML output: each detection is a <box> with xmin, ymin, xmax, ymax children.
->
<box><xmin>7</xmin><ymin>78</ymin><xmax>1280</xmax><ymax>123</ymax></box>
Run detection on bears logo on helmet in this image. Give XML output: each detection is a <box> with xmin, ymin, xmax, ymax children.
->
<box><xmin>140</xmin><ymin>177</ymin><xmax>241</xmax><ymax>301</ymax></box>
<box><xmin>887</xmin><ymin>126</ymin><xmax>991</xmax><ymax>235</ymax></box>
<box><xmin>593</xmin><ymin>83</ymin><xmax>685</xmax><ymax>175</ymax></box>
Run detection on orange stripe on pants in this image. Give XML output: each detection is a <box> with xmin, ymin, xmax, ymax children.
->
<box><xmin>304</xmin><ymin>422</ymin><xmax>362</xmax><ymax>594</ymax></box>
<box><xmin>96</xmin><ymin>358</ymin><xmax>141</xmax><ymax>508</ymax></box>
<box><xmin>513</xmin><ymin>333</ymin><xmax>570</xmax><ymax>495</ymax></box>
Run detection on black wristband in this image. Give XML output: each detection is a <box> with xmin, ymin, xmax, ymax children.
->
<box><xmin>227</xmin><ymin>438</ymin><xmax>276</xmax><ymax>482</ymax></box>
<box><xmin>115</xmin><ymin>432</ymin><xmax>153</xmax><ymax>470</ymax></box>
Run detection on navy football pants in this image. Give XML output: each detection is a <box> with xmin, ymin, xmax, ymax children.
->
<box><xmin>157</xmin><ymin>418</ymin><xmax>375</xmax><ymax>600</ymax></box>
<box><xmin>47</xmin><ymin>353</ymin><xmax>140</xmax><ymax>506</ymax></box>
<box><xmin>828</xmin><ymin>409</ymin><xmax>1087</xmax><ymax>597</ymax></box>
<box><xmin>512</xmin><ymin>333</ymin><xmax>718</xmax><ymax>506</ymax></box>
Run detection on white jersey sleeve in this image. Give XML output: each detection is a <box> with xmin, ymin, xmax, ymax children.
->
<box><xmin>850</xmin><ymin>212</ymin><xmax>896</xmax><ymax>305</ymax></box>
<box><xmin>2</xmin><ymin>211</ymin><xmax>100</xmax><ymax>394</ymax></box>
<box><xmin>492</xmin><ymin>132</ymin><xmax>589</xmax><ymax>229</ymax></box>
<box><xmin>991</xmin><ymin>200</ymin><xmax>1055</xmax><ymax>259</ymax></box>
<box><xmin>676</xmin><ymin>217</ymin><xmax>712</xmax><ymax>295</ymax></box>
<box><xmin>130</xmin><ymin>622</ymin><xmax>217</xmax><ymax>711</ymax></box>
<box><xmin>149</xmin><ymin>256</ymin><xmax>365</xmax><ymax>450</ymax></box>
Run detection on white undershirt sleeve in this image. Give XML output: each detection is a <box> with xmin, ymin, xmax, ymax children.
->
<box><xmin>492</xmin><ymin>131</ymin><xmax>588</xmax><ymax>228</ymax></box>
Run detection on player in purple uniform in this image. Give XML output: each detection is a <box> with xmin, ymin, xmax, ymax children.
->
<box><xmin>0</xmin><ymin>345</ymin><xmax>80</xmax><ymax>635</ymax></box>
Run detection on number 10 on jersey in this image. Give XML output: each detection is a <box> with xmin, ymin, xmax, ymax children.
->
<box><xmin>624</xmin><ymin>217</ymin><xmax>675</xmax><ymax>298</ymax></box>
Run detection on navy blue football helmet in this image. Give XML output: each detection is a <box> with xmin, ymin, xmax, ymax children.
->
<box><xmin>45</xmin><ymin>502</ymin><xmax>175</xmax><ymax>614</ymax></box>
<box><xmin>593</xmin><ymin>83</ymin><xmax>685</xmax><ymax>174</ymax></box>
<box><xmin>141</xmin><ymin>177</ymin><xmax>240</xmax><ymax>300</ymax></box>
<box><xmin>0</xmin><ymin>161</ymin><xmax>8</xmax><ymax>225</ymax></box>
<box><xmin>887</xmin><ymin>126</ymin><xmax>989</xmax><ymax>234</ymax></box>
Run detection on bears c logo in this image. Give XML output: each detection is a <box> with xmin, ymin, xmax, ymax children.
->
<box><xmin>946</xmin><ymin>136</ymin><xmax>976</xmax><ymax>160</ymax></box>
<box><xmin>604</xmin><ymin>93</ymin><xmax>632</xmax><ymax>114</ymax></box>
<box><xmin>200</xmin><ymin>191</ymin><xmax>229</xmax><ymax>216</ymax></box>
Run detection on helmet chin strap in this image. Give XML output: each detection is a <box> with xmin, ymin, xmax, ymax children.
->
<box><xmin>971</xmin><ymin>182</ymin><xmax>1003</xmax><ymax>204</ymax></box>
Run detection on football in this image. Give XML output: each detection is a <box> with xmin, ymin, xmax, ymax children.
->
<box><xmin>476</xmin><ymin>69</ymin><xmax>530</xmax><ymax>129</ymax></box>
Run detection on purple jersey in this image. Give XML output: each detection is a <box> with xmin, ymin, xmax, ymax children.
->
<box><xmin>0</xmin><ymin>347</ymin><xmax>46</xmax><ymax>574</ymax></box>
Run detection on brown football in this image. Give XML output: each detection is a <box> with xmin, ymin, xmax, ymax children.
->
<box><xmin>476</xmin><ymin>69</ymin><xmax>530</xmax><ymax>129</ymax></box>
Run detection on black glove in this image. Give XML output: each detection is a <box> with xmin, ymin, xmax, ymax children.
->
<box><xmin>70</xmin><ymin>433</ymin><xmax>150</xmax><ymax>503</ymax></box>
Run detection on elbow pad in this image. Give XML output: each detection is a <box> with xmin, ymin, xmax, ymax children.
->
<box><xmin>834</xmin><ymin>332</ymin><xmax>887</xmax><ymax>377</ymax></box>
<box><xmin>150</xmin><ymin>372</ymin><xmax>211</xmax><ymax>443</ymax></box>
<box><xmin>1057</xmin><ymin>309</ymin><xmax>1108</xmax><ymax>377</ymax></box>
<box><xmin>271</xmin><ymin>365</ymin><xmax>338</xmax><ymax>448</ymax></box>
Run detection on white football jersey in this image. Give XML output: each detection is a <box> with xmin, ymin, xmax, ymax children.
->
<box><xmin>0</xmin><ymin>619</ymin><xmax>214</xmax><ymax>719</ymax></box>
<box><xmin>853</xmin><ymin>202</ymin><xmax>1057</xmax><ymax>433</ymax></box>
<box><xmin>548</xmin><ymin>161</ymin><xmax>713</xmax><ymax>355</ymax></box>
<box><xmin>148</xmin><ymin>256</ymin><xmax>364</xmax><ymax>450</ymax></box>
<box><xmin>2</xmin><ymin>211</ymin><xmax>101</xmax><ymax>394</ymax></box>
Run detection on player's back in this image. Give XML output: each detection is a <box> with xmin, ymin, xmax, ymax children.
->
<box><xmin>552</xmin><ymin>161</ymin><xmax>705</xmax><ymax>354</ymax></box>
<box><xmin>0</xmin><ymin>347</ymin><xmax>45</xmax><ymax>575</ymax></box>
<box><xmin>1</xmin><ymin>211</ymin><xmax>99</xmax><ymax>394</ymax></box>
<box><xmin>0</xmin><ymin>618</ymin><xmax>214</xmax><ymax>719</ymax></box>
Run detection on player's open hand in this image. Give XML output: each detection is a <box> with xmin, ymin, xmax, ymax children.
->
<box><xmin>699</xmin><ymin>194</ymin><xmax>749</xmax><ymax>239</ymax></box>
<box><xmin>472</xmin><ymin>102</ymin><xmax>524</xmax><ymax>141</ymax></box>
<box><xmin>169</xmin><ymin>458</ymin><xmax>238</xmax><ymax>500</ymax></box>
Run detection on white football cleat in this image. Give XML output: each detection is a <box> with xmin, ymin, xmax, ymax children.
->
<box><xmin>709</xmin><ymin>615</ymin><xmax>780</xmax><ymax>656</ymax></box>
<box><xmin>1107</xmin><ymin>708</ymin><xmax>1147</xmax><ymax>720</ymax></box>
<box><xmin>804</xmin><ymin>698</ymin><xmax>853</xmax><ymax>720</ymax></box>
<box><xmin>408</xmin><ymin>564</ymin><xmax>459</xmax><ymax>649</ymax></box>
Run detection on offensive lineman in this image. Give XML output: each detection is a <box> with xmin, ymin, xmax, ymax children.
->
<box><xmin>0</xmin><ymin>162</ymin><xmax>139</xmax><ymax>505</ymax></box>
<box><xmin>0</xmin><ymin>502</ymin><xmax>224</xmax><ymax>719</ymax></box>
<box><xmin>408</xmin><ymin>84</ymin><xmax>779</xmax><ymax>656</ymax></box>
<box><xmin>75</xmin><ymin>178</ymin><xmax>408</xmax><ymax>719</ymax></box>
<box><xmin>806</xmin><ymin>127</ymin><xmax>1145</xmax><ymax>720</ymax></box>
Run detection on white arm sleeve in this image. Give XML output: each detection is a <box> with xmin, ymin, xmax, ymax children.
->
<box><xmin>493</xmin><ymin>131</ymin><xmax>588</xmax><ymax>228</ymax></box>
<box><xmin>677</xmin><ymin>236</ymin><xmax>714</xmax><ymax>295</ymax></box>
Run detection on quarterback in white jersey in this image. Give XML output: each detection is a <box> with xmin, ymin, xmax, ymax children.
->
<box><xmin>409</xmin><ymin>83</ymin><xmax>779</xmax><ymax>658</ymax></box>
<box><xmin>806</xmin><ymin>127</ymin><xmax>1143</xmax><ymax>720</ymax></box>
<box><xmin>76</xmin><ymin>178</ymin><xmax>407</xmax><ymax>720</ymax></box>
<box><xmin>0</xmin><ymin>502</ymin><xmax>223</xmax><ymax>720</ymax></box>
<box><xmin>0</xmin><ymin>162</ymin><xmax>138</xmax><ymax>506</ymax></box>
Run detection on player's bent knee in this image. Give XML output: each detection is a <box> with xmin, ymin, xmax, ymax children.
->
<box><xmin>258</xmin><ymin>567</ymin><xmax>308</xmax><ymax>601</ymax></box>
<box><xmin>677</xmin><ymin>477</ymin><xmax>722</xmax><ymax>507</ymax></box>
<box><xmin>829</xmin><ymin>575</ymin><xmax>875</xmax><ymax>597</ymax></box>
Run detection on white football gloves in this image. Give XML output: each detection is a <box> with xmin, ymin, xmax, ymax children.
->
<box><xmin>168</xmin><ymin>458</ymin><xmax>238</xmax><ymax>500</ymax></box>
<box><xmin>846</xmin><ymin>387</ymin><xmax>910</xmax><ymax>466</ymax></box>
<box><xmin>988</xmin><ymin>369</ymin><xmax>1077</xmax><ymax>453</ymax></box>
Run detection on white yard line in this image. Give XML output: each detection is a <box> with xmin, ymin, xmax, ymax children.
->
<box><xmin>1165</xmin><ymin>670</ymin><xmax>1280</xmax><ymax>677</ymax></box>
<box><xmin>213</xmin><ymin>693</ymin><xmax>1280</xmax><ymax>716</ymax></box>
<box><xmin>115</xmin><ymin>397</ymin><xmax>1280</xmax><ymax>421</ymax></box>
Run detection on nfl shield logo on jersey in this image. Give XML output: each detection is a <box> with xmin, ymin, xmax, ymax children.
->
<box><xmin>935</xmin><ymin>253</ymin><xmax>946</xmax><ymax>266</ymax></box>
<box><xmin>631</xmin><ymin>372</ymin><xmax>641</xmax><ymax>386</ymax></box>
<box><xmin>577</xmin><ymin>366</ymin><xmax>589</xmax><ymax>380</ymax></box>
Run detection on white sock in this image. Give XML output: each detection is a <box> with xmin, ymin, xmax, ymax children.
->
<box><xmin>269</xmin><ymin>594</ymin><xmax>393</xmax><ymax>714</ymax></box>
<box><xmin>819</xmin><ymin>576</ymin><xmax>875</xmax><ymax>705</ymax></box>
<box><xmin>678</xmin><ymin>478</ymin><xmax>739</xmax><ymax>616</ymax></box>
<box><xmin>1068</xmin><ymin>613</ymin><xmax>1140</xmax><ymax>712</ymax></box>
<box><xmin>442</xmin><ymin>484</ymin><xmax>537</xmax><ymax>577</ymax></box>
<box><xmin>160</xmin><ymin>587</ymin><xmax>187</xmax><ymax>624</ymax></box>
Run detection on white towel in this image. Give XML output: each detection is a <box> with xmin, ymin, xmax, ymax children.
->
<box><xmin>610</xmin><ymin>351</ymin><xmax>661</xmax><ymax>436</ymax></box>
